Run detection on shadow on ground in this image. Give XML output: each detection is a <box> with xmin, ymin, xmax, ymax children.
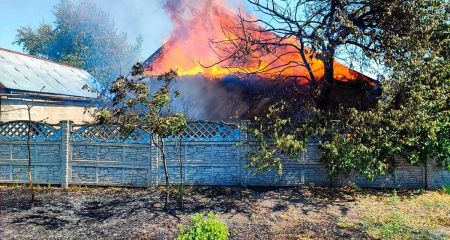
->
<box><xmin>0</xmin><ymin>186</ymin><xmax>375</xmax><ymax>240</ymax></box>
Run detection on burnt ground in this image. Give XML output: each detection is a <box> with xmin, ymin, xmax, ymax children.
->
<box><xmin>0</xmin><ymin>185</ymin><xmax>427</xmax><ymax>240</ymax></box>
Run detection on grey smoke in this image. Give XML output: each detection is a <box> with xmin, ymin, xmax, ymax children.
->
<box><xmin>147</xmin><ymin>75</ymin><xmax>253</xmax><ymax>121</ymax></box>
<box><xmin>95</xmin><ymin>0</ymin><xmax>172</xmax><ymax>59</ymax></box>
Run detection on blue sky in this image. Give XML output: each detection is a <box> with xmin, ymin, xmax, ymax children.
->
<box><xmin>0</xmin><ymin>0</ymin><xmax>57</xmax><ymax>51</ymax></box>
<box><xmin>0</xmin><ymin>0</ymin><xmax>173</xmax><ymax>58</ymax></box>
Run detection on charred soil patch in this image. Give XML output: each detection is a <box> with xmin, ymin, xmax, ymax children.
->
<box><xmin>0</xmin><ymin>185</ymin><xmax>448</xmax><ymax>240</ymax></box>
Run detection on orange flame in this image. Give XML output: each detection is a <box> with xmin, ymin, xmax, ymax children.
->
<box><xmin>145</xmin><ymin>0</ymin><xmax>374</xmax><ymax>86</ymax></box>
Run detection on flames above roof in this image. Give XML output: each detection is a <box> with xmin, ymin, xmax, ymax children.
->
<box><xmin>144</xmin><ymin>42</ymin><xmax>378</xmax><ymax>87</ymax></box>
<box><xmin>140</xmin><ymin>0</ymin><xmax>381</xmax><ymax>120</ymax></box>
<box><xmin>143</xmin><ymin>0</ymin><xmax>377</xmax><ymax>86</ymax></box>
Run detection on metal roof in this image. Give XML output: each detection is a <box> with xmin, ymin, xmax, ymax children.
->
<box><xmin>0</xmin><ymin>48</ymin><xmax>97</xmax><ymax>99</ymax></box>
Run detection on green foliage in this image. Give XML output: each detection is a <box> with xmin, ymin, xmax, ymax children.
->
<box><xmin>244</xmin><ymin>1</ymin><xmax>450</xmax><ymax>180</ymax></box>
<box><xmin>415</xmin><ymin>188</ymin><xmax>426</xmax><ymax>195</ymax></box>
<box><xmin>389</xmin><ymin>190</ymin><xmax>399</xmax><ymax>204</ymax></box>
<box><xmin>319</xmin><ymin>59</ymin><xmax>450</xmax><ymax>179</ymax></box>
<box><xmin>15</xmin><ymin>0</ymin><xmax>142</xmax><ymax>91</ymax></box>
<box><xmin>363</xmin><ymin>211</ymin><xmax>438</xmax><ymax>240</ymax></box>
<box><xmin>101</xmin><ymin>63</ymin><xmax>186</xmax><ymax>209</ymax></box>
<box><xmin>319</xmin><ymin>108</ymin><xmax>397</xmax><ymax>179</ymax></box>
<box><xmin>104</xmin><ymin>64</ymin><xmax>187</xmax><ymax>138</ymax></box>
<box><xmin>336</xmin><ymin>216</ymin><xmax>357</xmax><ymax>229</ymax></box>
<box><xmin>176</xmin><ymin>212</ymin><xmax>229</xmax><ymax>240</ymax></box>
<box><xmin>443</xmin><ymin>185</ymin><xmax>450</xmax><ymax>195</ymax></box>
<box><xmin>376</xmin><ymin>213</ymin><xmax>409</xmax><ymax>239</ymax></box>
<box><xmin>247</xmin><ymin>101</ymin><xmax>310</xmax><ymax>174</ymax></box>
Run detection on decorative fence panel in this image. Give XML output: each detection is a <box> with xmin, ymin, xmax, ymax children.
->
<box><xmin>70</xmin><ymin>124</ymin><xmax>154</xmax><ymax>187</ymax></box>
<box><xmin>0</xmin><ymin>121</ymin><xmax>61</xmax><ymax>142</ymax></box>
<box><xmin>246</xmin><ymin>139</ymin><xmax>331</xmax><ymax>186</ymax></box>
<box><xmin>163</xmin><ymin>122</ymin><xmax>243</xmax><ymax>185</ymax></box>
<box><xmin>164</xmin><ymin>121</ymin><xmax>241</xmax><ymax>142</ymax></box>
<box><xmin>0</xmin><ymin>120</ymin><xmax>448</xmax><ymax>189</ymax></box>
<box><xmin>0</xmin><ymin>121</ymin><xmax>62</xmax><ymax>184</ymax></box>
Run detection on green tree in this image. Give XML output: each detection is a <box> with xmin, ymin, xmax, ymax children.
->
<box><xmin>15</xmin><ymin>0</ymin><xmax>142</xmax><ymax>92</ymax></box>
<box><xmin>97</xmin><ymin>63</ymin><xmax>187</xmax><ymax>209</ymax></box>
<box><xmin>219</xmin><ymin>0</ymin><xmax>449</xmax><ymax>184</ymax></box>
<box><xmin>213</xmin><ymin>0</ymin><xmax>437</xmax><ymax>107</ymax></box>
<box><xmin>321</xmin><ymin>16</ymin><xmax>450</xmax><ymax>184</ymax></box>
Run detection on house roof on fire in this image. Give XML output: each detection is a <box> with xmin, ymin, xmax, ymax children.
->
<box><xmin>0</xmin><ymin>48</ymin><xmax>97</xmax><ymax>100</ymax></box>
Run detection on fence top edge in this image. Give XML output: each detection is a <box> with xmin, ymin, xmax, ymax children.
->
<box><xmin>0</xmin><ymin>120</ymin><xmax>60</xmax><ymax>128</ymax></box>
<box><xmin>71</xmin><ymin>120</ymin><xmax>248</xmax><ymax>128</ymax></box>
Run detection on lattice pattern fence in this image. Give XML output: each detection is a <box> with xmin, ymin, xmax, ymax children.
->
<box><xmin>72</xmin><ymin>124</ymin><xmax>151</xmax><ymax>144</ymax></box>
<box><xmin>71</xmin><ymin>121</ymin><xmax>241</xmax><ymax>143</ymax></box>
<box><xmin>0</xmin><ymin>121</ymin><xmax>61</xmax><ymax>142</ymax></box>
<box><xmin>165</xmin><ymin>121</ymin><xmax>241</xmax><ymax>142</ymax></box>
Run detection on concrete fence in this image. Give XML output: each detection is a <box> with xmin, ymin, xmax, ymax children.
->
<box><xmin>0</xmin><ymin>120</ymin><xmax>448</xmax><ymax>189</ymax></box>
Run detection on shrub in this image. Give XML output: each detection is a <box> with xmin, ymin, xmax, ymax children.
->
<box><xmin>388</xmin><ymin>190</ymin><xmax>399</xmax><ymax>204</ymax></box>
<box><xmin>415</xmin><ymin>188</ymin><xmax>425</xmax><ymax>195</ymax></box>
<box><xmin>443</xmin><ymin>185</ymin><xmax>450</xmax><ymax>195</ymax></box>
<box><xmin>377</xmin><ymin>213</ymin><xmax>408</xmax><ymax>239</ymax></box>
<box><xmin>176</xmin><ymin>212</ymin><xmax>229</xmax><ymax>240</ymax></box>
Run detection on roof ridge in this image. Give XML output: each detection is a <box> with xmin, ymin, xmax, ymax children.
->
<box><xmin>0</xmin><ymin>47</ymin><xmax>88</xmax><ymax>72</ymax></box>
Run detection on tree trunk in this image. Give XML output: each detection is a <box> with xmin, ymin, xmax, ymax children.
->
<box><xmin>177</xmin><ymin>137</ymin><xmax>184</xmax><ymax>210</ymax></box>
<box><xmin>153</xmin><ymin>136</ymin><xmax>170</xmax><ymax>210</ymax></box>
<box><xmin>27</xmin><ymin>108</ymin><xmax>35</xmax><ymax>204</ymax></box>
<box><xmin>298</xmin><ymin>37</ymin><xmax>317</xmax><ymax>88</ymax></box>
<box><xmin>424</xmin><ymin>160</ymin><xmax>429</xmax><ymax>190</ymax></box>
<box><xmin>160</xmin><ymin>139</ymin><xmax>170</xmax><ymax>210</ymax></box>
<box><xmin>317</xmin><ymin>51</ymin><xmax>335</xmax><ymax>108</ymax></box>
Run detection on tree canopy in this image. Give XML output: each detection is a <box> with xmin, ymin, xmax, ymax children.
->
<box><xmin>96</xmin><ymin>63</ymin><xmax>187</xmax><ymax>209</ymax></box>
<box><xmin>227</xmin><ymin>0</ymin><xmax>450</xmax><ymax>183</ymax></box>
<box><xmin>213</xmin><ymin>0</ymin><xmax>444</xmax><ymax>107</ymax></box>
<box><xmin>14</xmin><ymin>0</ymin><xmax>142</xmax><ymax>92</ymax></box>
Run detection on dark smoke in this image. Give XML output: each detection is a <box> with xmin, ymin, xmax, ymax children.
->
<box><xmin>146</xmin><ymin>73</ymin><xmax>316</xmax><ymax>121</ymax></box>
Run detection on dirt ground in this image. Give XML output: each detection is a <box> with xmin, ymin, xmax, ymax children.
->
<box><xmin>0</xmin><ymin>185</ymin><xmax>448</xmax><ymax>240</ymax></box>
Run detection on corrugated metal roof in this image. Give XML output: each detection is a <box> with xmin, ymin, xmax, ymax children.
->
<box><xmin>0</xmin><ymin>48</ymin><xmax>97</xmax><ymax>99</ymax></box>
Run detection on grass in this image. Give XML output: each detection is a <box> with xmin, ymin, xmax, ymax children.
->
<box><xmin>389</xmin><ymin>189</ymin><xmax>399</xmax><ymax>204</ymax></box>
<box><xmin>364</xmin><ymin>212</ymin><xmax>419</xmax><ymax>239</ymax></box>
<box><xmin>443</xmin><ymin>185</ymin><xmax>450</xmax><ymax>195</ymax></box>
<box><xmin>336</xmin><ymin>216</ymin><xmax>358</xmax><ymax>229</ymax></box>
<box><xmin>344</xmin><ymin>190</ymin><xmax>450</xmax><ymax>240</ymax></box>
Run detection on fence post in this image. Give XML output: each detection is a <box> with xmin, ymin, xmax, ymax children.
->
<box><xmin>424</xmin><ymin>159</ymin><xmax>430</xmax><ymax>189</ymax></box>
<box><xmin>60</xmin><ymin>120</ymin><xmax>72</xmax><ymax>188</ymax></box>
<box><xmin>239</xmin><ymin>120</ymin><xmax>250</xmax><ymax>187</ymax></box>
<box><xmin>149</xmin><ymin>134</ymin><xmax>160</xmax><ymax>186</ymax></box>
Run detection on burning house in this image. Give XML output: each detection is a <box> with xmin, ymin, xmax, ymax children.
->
<box><xmin>142</xmin><ymin>0</ymin><xmax>381</xmax><ymax>120</ymax></box>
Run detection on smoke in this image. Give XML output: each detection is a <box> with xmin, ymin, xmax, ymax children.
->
<box><xmin>98</xmin><ymin>0</ymin><xmax>172</xmax><ymax>57</ymax></box>
<box><xmin>153</xmin><ymin>0</ymin><xmax>249</xmax><ymax>75</ymax></box>
<box><xmin>142</xmin><ymin>0</ymin><xmax>380</xmax><ymax>120</ymax></box>
<box><xmin>144</xmin><ymin>0</ymin><xmax>306</xmax><ymax>120</ymax></box>
<box><xmin>145</xmin><ymin>0</ymin><xmax>254</xmax><ymax>120</ymax></box>
<box><xmin>148</xmin><ymin>74</ymin><xmax>295</xmax><ymax>121</ymax></box>
<box><xmin>168</xmin><ymin>76</ymin><xmax>250</xmax><ymax>120</ymax></box>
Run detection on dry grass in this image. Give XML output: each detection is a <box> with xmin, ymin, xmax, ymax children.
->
<box><xmin>342</xmin><ymin>190</ymin><xmax>450</xmax><ymax>239</ymax></box>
